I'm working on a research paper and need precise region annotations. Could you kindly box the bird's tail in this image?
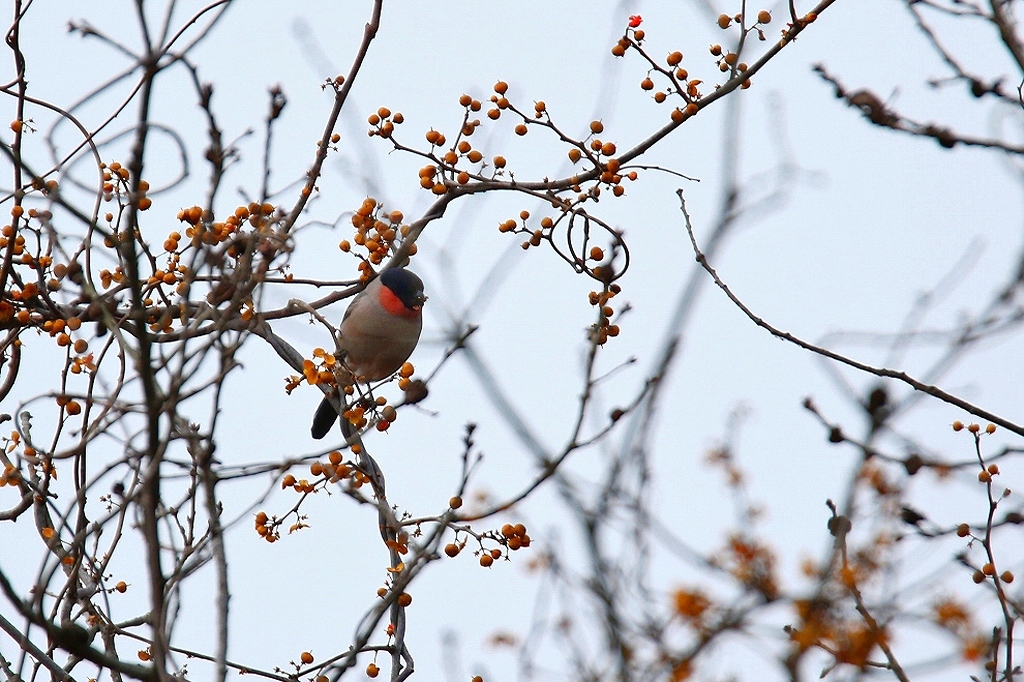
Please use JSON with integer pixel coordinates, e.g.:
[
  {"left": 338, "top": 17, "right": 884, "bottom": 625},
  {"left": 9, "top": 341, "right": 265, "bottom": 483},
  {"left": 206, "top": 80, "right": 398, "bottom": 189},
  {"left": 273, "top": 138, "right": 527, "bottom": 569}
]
[
  {"left": 311, "top": 390, "right": 358, "bottom": 440},
  {"left": 311, "top": 393, "right": 340, "bottom": 440}
]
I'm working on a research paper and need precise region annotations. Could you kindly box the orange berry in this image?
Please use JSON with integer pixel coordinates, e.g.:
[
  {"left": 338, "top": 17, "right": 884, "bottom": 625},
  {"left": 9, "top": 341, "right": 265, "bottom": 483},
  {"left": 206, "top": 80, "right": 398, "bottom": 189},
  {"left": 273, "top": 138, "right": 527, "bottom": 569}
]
[
  {"left": 445, "top": 543, "right": 460, "bottom": 557},
  {"left": 956, "top": 523, "right": 970, "bottom": 537},
  {"left": 1001, "top": 571, "right": 1014, "bottom": 583},
  {"left": 758, "top": 9, "right": 771, "bottom": 23},
  {"left": 590, "top": 120, "right": 604, "bottom": 134},
  {"left": 640, "top": 78, "right": 654, "bottom": 91},
  {"left": 493, "top": 81, "right": 508, "bottom": 95},
  {"left": 667, "top": 51, "right": 683, "bottom": 66},
  {"left": 115, "top": 581, "right": 128, "bottom": 593},
  {"left": 968, "top": 423, "right": 980, "bottom": 433},
  {"left": 684, "top": 102, "right": 699, "bottom": 116},
  {"left": 493, "top": 156, "right": 506, "bottom": 168},
  {"left": 397, "top": 593, "right": 412, "bottom": 607},
  {"left": 717, "top": 14, "right": 731, "bottom": 28},
  {"left": 300, "top": 651, "right": 314, "bottom": 664},
  {"left": 66, "top": 400, "right": 81, "bottom": 416},
  {"left": 515, "top": 124, "right": 527, "bottom": 136},
  {"left": 978, "top": 470, "right": 991, "bottom": 483},
  {"left": 366, "top": 663, "right": 379, "bottom": 678},
  {"left": 952, "top": 420, "right": 964, "bottom": 431},
  {"left": 479, "top": 554, "right": 494, "bottom": 567},
  {"left": 449, "top": 496, "right": 463, "bottom": 509},
  {"left": 985, "top": 423, "right": 996, "bottom": 434}
]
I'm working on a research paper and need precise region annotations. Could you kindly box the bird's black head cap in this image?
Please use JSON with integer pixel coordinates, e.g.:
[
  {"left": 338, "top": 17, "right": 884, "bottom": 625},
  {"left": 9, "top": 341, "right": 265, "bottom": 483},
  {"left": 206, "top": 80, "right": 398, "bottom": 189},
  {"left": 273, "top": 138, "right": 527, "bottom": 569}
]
[{"left": 380, "top": 267, "right": 426, "bottom": 309}]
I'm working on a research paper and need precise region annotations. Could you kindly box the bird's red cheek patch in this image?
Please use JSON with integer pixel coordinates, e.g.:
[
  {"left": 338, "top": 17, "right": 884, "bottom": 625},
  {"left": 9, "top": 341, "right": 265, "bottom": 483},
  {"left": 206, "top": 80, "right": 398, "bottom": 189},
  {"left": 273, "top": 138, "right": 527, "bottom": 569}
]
[{"left": 379, "top": 285, "right": 420, "bottom": 318}]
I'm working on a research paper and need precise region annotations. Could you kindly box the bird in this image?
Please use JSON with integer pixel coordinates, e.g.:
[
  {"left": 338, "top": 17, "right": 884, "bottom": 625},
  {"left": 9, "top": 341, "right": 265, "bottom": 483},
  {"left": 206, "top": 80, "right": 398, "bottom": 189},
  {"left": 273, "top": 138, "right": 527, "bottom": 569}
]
[{"left": 310, "top": 267, "right": 426, "bottom": 440}]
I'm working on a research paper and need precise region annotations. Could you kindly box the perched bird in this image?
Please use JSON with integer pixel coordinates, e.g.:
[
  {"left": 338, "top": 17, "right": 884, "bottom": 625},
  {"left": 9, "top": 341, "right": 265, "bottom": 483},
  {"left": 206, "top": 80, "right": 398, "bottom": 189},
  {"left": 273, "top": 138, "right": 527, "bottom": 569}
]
[{"left": 310, "top": 267, "right": 426, "bottom": 440}]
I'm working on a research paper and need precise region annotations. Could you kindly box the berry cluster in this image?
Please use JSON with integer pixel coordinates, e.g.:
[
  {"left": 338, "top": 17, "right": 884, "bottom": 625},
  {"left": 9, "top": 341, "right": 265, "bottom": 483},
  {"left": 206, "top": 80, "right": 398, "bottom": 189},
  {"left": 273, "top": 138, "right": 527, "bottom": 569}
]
[{"left": 339, "top": 198, "right": 417, "bottom": 273}]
